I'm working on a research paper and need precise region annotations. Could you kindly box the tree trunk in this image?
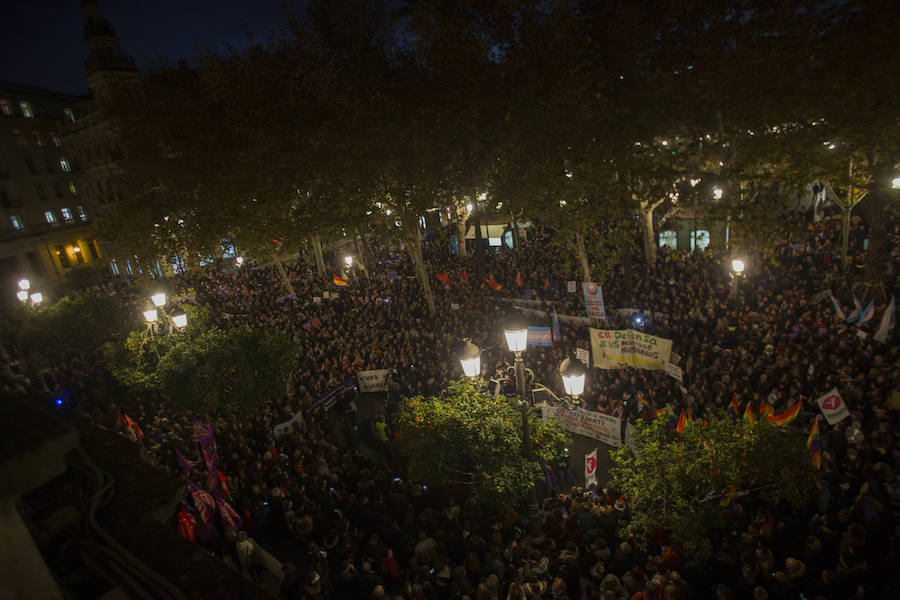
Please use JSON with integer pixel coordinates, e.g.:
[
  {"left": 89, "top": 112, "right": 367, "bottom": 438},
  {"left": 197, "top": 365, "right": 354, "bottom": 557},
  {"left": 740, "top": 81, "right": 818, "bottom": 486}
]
[
  {"left": 574, "top": 232, "right": 592, "bottom": 282},
  {"left": 273, "top": 256, "right": 294, "bottom": 295},
  {"left": 406, "top": 229, "right": 436, "bottom": 314},
  {"left": 640, "top": 206, "right": 657, "bottom": 267},
  {"left": 455, "top": 205, "right": 468, "bottom": 258},
  {"left": 311, "top": 234, "right": 326, "bottom": 280},
  {"left": 840, "top": 203, "right": 851, "bottom": 274},
  {"left": 509, "top": 210, "right": 520, "bottom": 252}
]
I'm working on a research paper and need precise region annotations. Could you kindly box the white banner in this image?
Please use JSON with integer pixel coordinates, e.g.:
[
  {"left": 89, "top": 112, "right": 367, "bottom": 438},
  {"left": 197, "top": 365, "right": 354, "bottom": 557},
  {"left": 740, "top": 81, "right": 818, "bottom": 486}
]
[
  {"left": 665, "top": 363, "right": 683, "bottom": 381},
  {"left": 544, "top": 405, "right": 622, "bottom": 447},
  {"left": 589, "top": 328, "right": 673, "bottom": 371},
  {"left": 816, "top": 388, "right": 850, "bottom": 424},
  {"left": 313, "top": 296, "right": 322, "bottom": 304},
  {"left": 451, "top": 303, "right": 460, "bottom": 310},
  {"left": 576, "top": 347, "right": 590, "bottom": 366},
  {"left": 585, "top": 449, "right": 598, "bottom": 487},
  {"left": 357, "top": 369, "right": 392, "bottom": 393},
  {"left": 567, "top": 280, "right": 577, "bottom": 293}
]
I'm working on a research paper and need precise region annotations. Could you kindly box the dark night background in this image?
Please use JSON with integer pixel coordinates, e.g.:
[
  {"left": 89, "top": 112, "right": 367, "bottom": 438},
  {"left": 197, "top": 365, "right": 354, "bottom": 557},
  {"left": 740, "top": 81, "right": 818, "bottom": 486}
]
[{"left": 0, "top": 0, "right": 307, "bottom": 95}]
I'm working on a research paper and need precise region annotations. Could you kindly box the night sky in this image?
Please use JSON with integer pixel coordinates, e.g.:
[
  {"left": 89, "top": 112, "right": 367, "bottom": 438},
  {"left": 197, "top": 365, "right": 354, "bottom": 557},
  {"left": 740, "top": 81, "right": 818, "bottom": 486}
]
[{"left": 0, "top": 0, "right": 307, "bottom": 96}]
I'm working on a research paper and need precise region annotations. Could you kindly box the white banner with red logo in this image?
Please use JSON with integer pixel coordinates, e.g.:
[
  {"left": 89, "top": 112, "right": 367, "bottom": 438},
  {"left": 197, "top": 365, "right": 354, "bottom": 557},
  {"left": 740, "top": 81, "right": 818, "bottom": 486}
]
[
  {"left": 543, "top": 405, "right": 622, "bottom": 447},
  {"left": 585, "top": 449, "right": 598, "bottom": 487},
  {"left": 816, "top": 388, "right": 850, "bottom": 424}
]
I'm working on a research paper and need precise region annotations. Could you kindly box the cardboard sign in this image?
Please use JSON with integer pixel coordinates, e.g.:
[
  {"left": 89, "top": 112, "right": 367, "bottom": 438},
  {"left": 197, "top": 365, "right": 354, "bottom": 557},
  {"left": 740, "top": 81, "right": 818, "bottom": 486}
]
[{"left": 815, "top": 388, "right": 850, "bottom": 424}]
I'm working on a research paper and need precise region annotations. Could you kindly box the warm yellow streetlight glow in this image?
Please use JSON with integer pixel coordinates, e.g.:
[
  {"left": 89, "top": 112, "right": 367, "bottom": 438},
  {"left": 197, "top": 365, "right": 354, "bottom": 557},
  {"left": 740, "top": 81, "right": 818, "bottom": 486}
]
[
  {"left": 143, "top": 308, "right": 158, "bottom": 323},
  {"left": 72, "top": 246, "right": 81, "bottom": 253},
  {"left": 18, "top": 278, "right": 30, "bottom": 291},
  {"left": 713, "top": 188, "right": 724, "bottom": 200},
  {"left": 466, "top": 203, "right": 473, "bottom": 212},
  {"left": 892, "top": 176, "right": 900, "bottom": 189},
  {"left": 344, "top": 256, "right": 353, "bottom": 266},
  {"left": 732, "top": 259, "right": 745, "bottom": 273},
  {"left": 150, "top": 292, "right": 166, "bottom": 307}
]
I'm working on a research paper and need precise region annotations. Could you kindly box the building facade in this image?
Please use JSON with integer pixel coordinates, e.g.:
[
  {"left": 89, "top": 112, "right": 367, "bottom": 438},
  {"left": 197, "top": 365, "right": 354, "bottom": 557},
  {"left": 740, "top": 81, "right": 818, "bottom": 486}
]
[{"left": 0, "top": 83, "right": 104, "bottom": 296}]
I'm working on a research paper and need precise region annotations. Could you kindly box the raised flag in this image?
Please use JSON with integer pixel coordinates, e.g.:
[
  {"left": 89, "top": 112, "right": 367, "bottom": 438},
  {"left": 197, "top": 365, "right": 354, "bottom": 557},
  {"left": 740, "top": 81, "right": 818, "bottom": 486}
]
[
  {"left": 214, "top": 491, "right": 243, "bottom": 531},
  {"left": 116, "top": 412, "right": 127, "bottom": 428},
  {"left": 485, "top": 273, "right": 502, "bottom": 291},
  {"left": 638, "top": 394, "right": 653, "bottom": 415},
  {"left": 675, "top": 409, "right": 687, "bottom": 433},
  {"left": 526, "top": 326, "right": 552, "bottom": 346},
  {"left": 582, "top": 282, "right": 607, "bottom": 320},
  {"left": 544, "top": 277, "right": 550, "bottom": 290},
  {"left": 727, "top": 394, "right": 740, "bottom": 421},
  {"left": 515, "top": 270, "right": 524, "bottom": 287},
  {"left": 874, "top": 295, "right": 895, "bottom": 342},
  {"left": 585, "top": 449, "right": 598, "bottom": 487},
  {"left": 808, "top": 417, "right": 822, "bottom": 469},
  {"left": 124, "top": 414, "right": 144, "bottom": 440},
  {"left": 460, "top": 270, "right": 469, "bottom": 284},
  {"left": 551, "top": 306, "right": 562, "bottom": 342},
  {"left": 742, "top": 403, "right": 757, "bottom": 425},
  {"left": 177, "top": 508, "right": 197, "bottom": 541},
  {"left": 857, "top": 299, "right": 875, "bottom": 325},
  {"left": 845, "top": 294, "right": 863, "bottom": 323},
  {"left": 435, "top": 272, "right": 451, "bottom": 284},
  {"left": 333, "top": 274, "right": 349, "bottom": 287},
  {"left": 827, "top": 289, "right": 845, "bottom": 320},
  {"left": 187, "top": 479, "right": 215, "bottom": 523},
  {"left": 175, "top": 447, "right": 201, "bottom": 471},
  {"left": 767, "top": 400, "right": 801, "bottom": 426},
  {"left": 759, "top": 403, "right": 775, "bottom": 418},
  {"left": 815, "top": 388, "right": 849, "bottom": 424}
]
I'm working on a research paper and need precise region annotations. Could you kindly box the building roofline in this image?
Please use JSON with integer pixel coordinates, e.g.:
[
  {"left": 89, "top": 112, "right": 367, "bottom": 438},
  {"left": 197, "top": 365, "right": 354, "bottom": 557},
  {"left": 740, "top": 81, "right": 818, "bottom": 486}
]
[{"left": 0, "top": 81, "right": 91, "bottom": 102}]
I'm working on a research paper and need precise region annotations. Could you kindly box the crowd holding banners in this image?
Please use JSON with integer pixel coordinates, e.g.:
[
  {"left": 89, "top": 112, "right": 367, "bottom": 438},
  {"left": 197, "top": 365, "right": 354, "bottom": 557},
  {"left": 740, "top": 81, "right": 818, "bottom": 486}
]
[{"left": 1, "top": 203, "right": 898, "bottom": 599}]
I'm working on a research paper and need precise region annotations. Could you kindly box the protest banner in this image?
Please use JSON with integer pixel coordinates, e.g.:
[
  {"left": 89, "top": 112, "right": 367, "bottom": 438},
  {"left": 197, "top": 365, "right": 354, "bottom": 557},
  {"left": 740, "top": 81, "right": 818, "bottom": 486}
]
[
  {"left": 665, "top": 363, "right": 683, "bottom": 381},
  {"left": 816, "top": 388, "right": 850, "bottom": 424},
  {"left": 585, "top": 449, "right": 598, "bottom": 487},
  {"left": 543, "top": 405, "right": 622, "bottom": 447},
  {"left": 357, "top": 369, "right": 392, "bottom": 393},
  {"left": 582, "top": 282, "right": 607, "bottom": 320},
  {"left": 567, "top": 280, "right": 577, "bottom": 293},
  {"left": 575, "top": 347, "right": 590, "bottom": 366},
  {"left": 589, "top": 328, "right": 672, "bottom": 370}
]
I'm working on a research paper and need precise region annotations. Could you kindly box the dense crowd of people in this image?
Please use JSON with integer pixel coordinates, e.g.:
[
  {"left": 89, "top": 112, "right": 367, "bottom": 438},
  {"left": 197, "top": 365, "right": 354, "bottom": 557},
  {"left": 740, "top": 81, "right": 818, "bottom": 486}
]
[{"left": 2, "top": 203, "right": 898, "bottom": 600}]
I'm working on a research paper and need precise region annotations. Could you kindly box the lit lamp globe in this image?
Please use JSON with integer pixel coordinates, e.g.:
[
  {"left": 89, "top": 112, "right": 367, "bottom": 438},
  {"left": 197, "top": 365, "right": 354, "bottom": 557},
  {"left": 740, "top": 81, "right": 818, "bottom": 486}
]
[
  {"left": 892, "top": 176, "right": 900, "bottom": 189},
  {"left": 171, "top": 310, "right": 188, "bottom": 329},
  {"left": 503, "top": 313, "right": 529, "bottom": 353},
  {"left": 150, "top": 292, "right": 167, "bottom": 307},
  {"left": 458, "top": 340, "right": 481, "bottom": 378},
  {"left": 143, "top": 308, "right": 158, "bottom": 323},
  {"left": 16, "top": 290, "right": 29, "bottom": 302},
  {"left": 18, "top": 278, "right": 30, "bottom": 291},
  {"left": 30, "top": 292, "right": 43, "bottom": 304},
  {"left": 731, "top": 259, "right": 745, "bottom": 274},
  {"left": 344, "top": 256, "right": 353, "bottom": 266},
  {"left": 559, "top": 356, "right": 587, "bottom": 397}
]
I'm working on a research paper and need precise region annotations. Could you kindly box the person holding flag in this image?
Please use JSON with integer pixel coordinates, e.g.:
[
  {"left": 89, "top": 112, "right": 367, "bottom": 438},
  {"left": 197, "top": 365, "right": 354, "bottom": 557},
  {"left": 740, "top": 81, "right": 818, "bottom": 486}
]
[
  {"left": 808, "top": 417, "right": 822, "bottom": 469},
  {"left": 874, "top": 295, "right": 895, "bottom": 342},
  {"left": 551, "top": 306, "right": 562, "bottom": 342}
]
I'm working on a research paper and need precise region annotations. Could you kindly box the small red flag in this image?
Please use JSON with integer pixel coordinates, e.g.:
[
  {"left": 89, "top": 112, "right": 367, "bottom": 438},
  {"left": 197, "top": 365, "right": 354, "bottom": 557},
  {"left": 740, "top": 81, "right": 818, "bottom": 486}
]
[
  {"left": 436, "top": 272, "right": 451, "bottom": 284},
  {"left": 544, "top": 277, "right": 550, "bottom": 290},
  {"left": 515, "top": 271, "right": 524, "bottom": 287},
  {"left": 484, "top": 274, "right": 502, "bottom": 291},
  {"left": 460, "top": 270, "right": 469, "bottom": 284}
]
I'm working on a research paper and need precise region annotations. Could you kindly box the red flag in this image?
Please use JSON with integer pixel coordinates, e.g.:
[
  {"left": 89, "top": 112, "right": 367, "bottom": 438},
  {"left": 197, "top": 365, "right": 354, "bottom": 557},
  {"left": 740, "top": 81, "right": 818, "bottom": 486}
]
[
  {"left": 515, "top": 270, "right": 524, "bottom": 287},
  {"left": 460, "top": 270, "right": 469, "bottom": 284},
  {"left": 544, "top": 277, "right": 550, "bottom": 290},
  {"left": 124, "top": 414, "right": 144, "bottom": 439},
  {"left": 484, "top": 274, "right": 502, "bottom": 291},
  {"left": 435, "top": 272, "right": 451, "bottom": 284},
  {"left": 217, "top": 471, "right": 231, "bottom": 495},
  {"left": 675, "top": 410, "right": 687, "bottom": 433},
  {"left": 178, "top": 508, "right": 197, "bottom": 541},
  {"left": 116, "top": 412, "right": 127, "bottom": 427}
]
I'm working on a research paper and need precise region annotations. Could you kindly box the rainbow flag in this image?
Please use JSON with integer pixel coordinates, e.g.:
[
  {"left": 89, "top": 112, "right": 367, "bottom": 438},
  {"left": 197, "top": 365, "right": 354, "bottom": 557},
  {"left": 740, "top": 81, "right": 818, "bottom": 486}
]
[
  {"left": 638, "top": 394, "right": 653, "bottom": 415},
  {"left": 727, "top": 394, "right": 740, "bottom": 421},
  {"left": 767, "top": 400, "right": 801, "bottom": 426},
  {"left": 721, "top": 484, "right": 737, "bottom": 508},
  {"left": 333, "top": 274, "right": 349, "bottom": 287},
  {"left": 759, "top": 403, "right": 774, "bottom": 418},
  {"left": 742, "top": 403, "right": 757, "bottom": 425},
  {"left": 675, "top": 409, "right": 687, "bottom": 433},
  {"left": 807, "top": 417, "right": 822, "bottom": 469}
]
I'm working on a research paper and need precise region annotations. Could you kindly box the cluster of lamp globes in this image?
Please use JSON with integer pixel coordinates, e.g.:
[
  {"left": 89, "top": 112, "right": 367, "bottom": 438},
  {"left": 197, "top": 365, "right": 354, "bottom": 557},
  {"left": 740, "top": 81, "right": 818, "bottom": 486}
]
[
  {"left": 16, "top": 278, "right": 42, "bottom": 305},
  {"left": 142, "top": 292, "right": 188, "bottom": 329},
  {"left": 457, "top": 317, "right": 588, "bottom": 399}
]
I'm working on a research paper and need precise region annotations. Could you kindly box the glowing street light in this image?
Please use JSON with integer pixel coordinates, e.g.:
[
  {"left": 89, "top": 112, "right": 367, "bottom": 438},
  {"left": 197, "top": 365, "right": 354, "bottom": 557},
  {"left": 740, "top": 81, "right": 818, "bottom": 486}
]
[
  {"left": 235, "top": 256, "right": 244, "bottom": 265},
  {"left": 892, "top": 176, "right": 900, "bottom": 189},
  {"left": 150, "top": 292, "right": 167, "bottom": 308},
  {"left": 30, "top": 292, "right": 43, "bottom": 304},
  {"left": 16, "top": 290, "right": 28, "bottom": 302},
  {"left": 458, "top": 340, "right": 482, "bottom": 378},
  {"left": 503, "top": 313, "right": 529, "bottom": 354},
  {"left": 713, "top": 188, "right": 724, "bottom": 200},
  {"left": 171, "top": 310, "right": 188, "bottom": 329},
  {"left": 731, "top": 259, "right": 745, "bottom": 274},
  {"left": 344, "top": 256, "right": 353, "bottom": 266},
  {"left": 18, "top": 278, "right": 30, "bottom": 291},
  {"left": 559, "top": 356, "right": 587, "bottom": 397},
  {"left": 143, "top": 308, "right": 158, "bottom": 323}
]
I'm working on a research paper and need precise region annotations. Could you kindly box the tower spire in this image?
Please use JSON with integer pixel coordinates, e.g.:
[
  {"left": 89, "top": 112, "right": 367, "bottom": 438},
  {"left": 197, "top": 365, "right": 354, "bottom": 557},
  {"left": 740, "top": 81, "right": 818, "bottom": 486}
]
[{"left": 81, "top": 0, "right": 137, "bottom": 77}]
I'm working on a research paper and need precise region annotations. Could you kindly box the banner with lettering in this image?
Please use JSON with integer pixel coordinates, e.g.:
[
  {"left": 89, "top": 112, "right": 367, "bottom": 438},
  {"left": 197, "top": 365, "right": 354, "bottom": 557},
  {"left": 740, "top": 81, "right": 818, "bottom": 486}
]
[
  {"left": 544, "top": 405, "right": 622, "bottom": 447},
  {"left": 589, "top": 328, "right": 673, "bottom": 370},
  {"left": 582, "top": 282, "right": 607, "bottom": 320},
  {"left": 357, "top": 369, "right": 392, "bottom": 393}
]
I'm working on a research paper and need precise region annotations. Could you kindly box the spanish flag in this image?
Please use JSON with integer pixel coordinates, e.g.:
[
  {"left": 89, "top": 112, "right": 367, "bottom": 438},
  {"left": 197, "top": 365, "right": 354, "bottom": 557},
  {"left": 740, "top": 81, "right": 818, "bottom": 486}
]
[
  {"left": 742, "top": 403, "right": 757, "bottom": 425},
  {"left": 807, "top": 417, "right": 822, "bottom": 469},
  {"left": 435, "top": 272, "right": 451, "bottom": 284},
  {"left": 484, "top": 273, "right": 502, "bottom": 291},
  {"left": 767, "top": 400, "right": 801, "bottom": 426},
  {"left": 515, "top": 270, "right": 524, "bottom": 287},
  {"left": 333, "top": 274, "right": 349, "bottom": 287},
  {"left": 675, "top": 409, "right": 687, "bottom": 433}
]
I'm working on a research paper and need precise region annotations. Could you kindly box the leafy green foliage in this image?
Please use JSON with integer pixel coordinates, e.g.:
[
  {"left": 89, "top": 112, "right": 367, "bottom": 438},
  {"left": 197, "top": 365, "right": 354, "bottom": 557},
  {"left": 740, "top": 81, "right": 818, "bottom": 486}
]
[
  {"left": 610, "top": 413, "right": 814, "bottom": 552},
  {"left": 103, "top": 328, "right": 175, "bottom": 390},
  {"left": 399, "top": 378, "right": 570, "bottom": 510},
  {"left": 155, "top": 328, "right": 293, "bottom": 415}
]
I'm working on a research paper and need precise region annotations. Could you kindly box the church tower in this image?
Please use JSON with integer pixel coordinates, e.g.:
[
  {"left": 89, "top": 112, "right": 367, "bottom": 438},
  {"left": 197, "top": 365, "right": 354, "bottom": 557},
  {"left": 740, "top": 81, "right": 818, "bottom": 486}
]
[{"left": 81, "top": 0, "right": 141, "bottom": 109}]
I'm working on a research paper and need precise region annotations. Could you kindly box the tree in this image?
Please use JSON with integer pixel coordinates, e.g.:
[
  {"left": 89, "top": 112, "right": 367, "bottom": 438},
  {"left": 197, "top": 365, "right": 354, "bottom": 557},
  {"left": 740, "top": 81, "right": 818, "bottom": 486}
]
[
  {"left": 609, "top": 413, "right": 814, "bottom": 552},
  {"left": 399, "top": 378, "right": 570, "bottom": 510}
]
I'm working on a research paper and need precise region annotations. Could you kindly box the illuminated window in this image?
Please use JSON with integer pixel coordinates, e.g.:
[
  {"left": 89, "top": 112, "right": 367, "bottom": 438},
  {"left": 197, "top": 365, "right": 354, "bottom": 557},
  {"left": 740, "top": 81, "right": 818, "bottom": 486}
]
[
  {"left": 59, "top": 157, "right": 71, "bottom": 172},
  {"left": 50, "top": 131, "right": 62, "bottom": 147},
  {"left": 77, "top": 205, "right": 87, "bottom": 220},
  {"left": 110, "top": 259, "right": 120, "bottom": 276},
  {"left": 658, "top": 230, "right": 677, "bottom": 249},
  {"left": 68, "top": 181, "right": 78, "bottom": 196},
  {"left": 0, "top": 98, "right": 12, "bottom": 115},
  {"left": 19, "top": 101, "right": 34, "bottom": 118},
  {"left": 61, "top": 207, "right": 73, "bottom": 222},
  {"left": 44, "top": 210, "right": 58, "bottom": 224},
  {"left": 10, "top": 215, "right": 23, "bottom": 230},
  {"left": 691, "top": 230, "right": 710, "bottom": 251},
  {"left": 32, "top": 131, "right": 43, "bottom": 146},
  {"left": 12, "top": 129, "right": 27, "bottom": 145},
  {"left": 63, "top": 108, "right": 75, "bottom": 122}
]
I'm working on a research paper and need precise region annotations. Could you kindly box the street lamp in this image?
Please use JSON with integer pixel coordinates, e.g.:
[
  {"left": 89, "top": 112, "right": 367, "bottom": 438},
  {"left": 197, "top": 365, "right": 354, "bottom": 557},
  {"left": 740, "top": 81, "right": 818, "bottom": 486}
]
[
  {"left": 713, "top": 187, "right": 724, "bottom": 200},
  {"left": 171, "top": 309, "right": 188, "bottom": 329},
  {"left": 150, "top": 292, "right": 167, "bottom": 308},
  {"left": 731, "top": 259, "right": 745, "bottom": 274},
  {"left": 730, "top": 258, "right": 745, "bottom": 300},
  {"left": 143, "top": 308, "right": 158, "bottom": 324},
  {"left": 344, "top": 256, "right": 353, "bottom": 266},
  {"left": 458, "top": 340, "right": 482, "bottom": 378},
  {"left": 30, "top": 292, "right": 43, "bottom": 304},
  {"left": 18, "top": 278, "right": 30, "bottom": 291},
  {"left": 892, "top": 176, "right": 900, "bottom": 189},
  {"left": 235, "top": 256, "right": 244, "bottom": 266},
  {"left": 559, "top": 356, "right": 587, "bottom": 397},
  {"left": 16, "top": 290, "right": 28, "bottom": 302}
]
